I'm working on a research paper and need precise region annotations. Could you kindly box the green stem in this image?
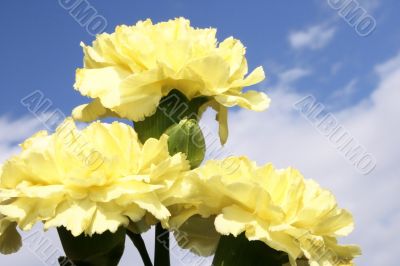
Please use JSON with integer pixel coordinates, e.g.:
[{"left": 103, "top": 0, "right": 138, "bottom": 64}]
[
  {"left": 133, "top": 90, "right": 207, "bottom": 266},
  {"left": 154, "top": 223, "right": 170, "bottom": 266},
  {"left": 126, "top": 231, "right": 153, "bottom": 266}
]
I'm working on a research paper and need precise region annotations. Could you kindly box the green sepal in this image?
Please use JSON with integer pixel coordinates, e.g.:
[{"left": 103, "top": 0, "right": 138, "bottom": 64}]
[
  {"left": 212, "top": 233, "right": 289, "bottom": 266},
  {"left": 134, "top": 89, "right": 208, "bottom": 143},
  {"left": 57, "top": 227, "right": 126, "bottom": 266}
]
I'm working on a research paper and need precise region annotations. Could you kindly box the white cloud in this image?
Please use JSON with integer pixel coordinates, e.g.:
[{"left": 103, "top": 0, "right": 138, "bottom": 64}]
[
  {"left": 1, "top": 51, "right": 399, "bottom": 265},
  {"left": 289, "top": 24, "right": 336, "bottom": 50}
]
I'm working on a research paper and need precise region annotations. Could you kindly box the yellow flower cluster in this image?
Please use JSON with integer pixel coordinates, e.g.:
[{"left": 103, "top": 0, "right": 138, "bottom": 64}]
[
  {"left": 0, "top": 119, "right": 189, "bottom": 254},
  {"left": 0, "top": 121, "right": 359, "bottom": 265},
  {"left": 0, "top": 17, "right": 360, "bottom": 266},
  {"left": 72, "top": 17, "right": 269, "bottom": 144},
  {"left": 168, "top": 157, "right": 360, "bottom": 265}
]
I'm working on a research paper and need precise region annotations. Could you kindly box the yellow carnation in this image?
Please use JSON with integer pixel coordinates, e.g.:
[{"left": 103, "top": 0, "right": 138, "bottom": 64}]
[
  {"left": 0, "top": 119, "right": 189, "bottom": 254},
  {"left": 169, "top": 157, "right": 360, "bottom": 265},
  {"left": 72, "top": 17, "right": 270, "bottom": 144}
]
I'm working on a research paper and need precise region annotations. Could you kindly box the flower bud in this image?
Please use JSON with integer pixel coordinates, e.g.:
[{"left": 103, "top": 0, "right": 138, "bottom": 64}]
[{"left": 165, "top": 119, "right": 205, "bottom": 169}]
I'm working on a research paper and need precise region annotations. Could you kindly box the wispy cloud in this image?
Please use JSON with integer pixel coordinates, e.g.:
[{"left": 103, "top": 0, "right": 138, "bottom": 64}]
[
  {"left": 288, "top": 24, "right": 336, "bottom": 50},
  {"left": 0, "top": 115, "right": 47, "bottom": 162},
  {"left": 330, "top": 62, "right": 343, "bottom": 75},
  {"left": 357, "top": 0, "right": 380, "bottom": 11},
  {"left": 330, "top": 78, "right": 358, "bottom": 99},
  {"left": 277, "top": 67, "right": 312, "bottom": 86}
]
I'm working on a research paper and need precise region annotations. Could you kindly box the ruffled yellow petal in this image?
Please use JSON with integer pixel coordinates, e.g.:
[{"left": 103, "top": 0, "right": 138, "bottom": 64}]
[
  {"left": 74, "top": 66, "right": 130, "bottom": 107},
  {"left": 132, "top": 194, "right": 170, "bottom": 221},
  {"left": 112, "top": 71, "right": 164, "bottom": 121},
  {"left": 199, "top": 100, "right": 229, "bottom": 145},
  {"left": 88, "top": 203, "right": 129, "bottom": 235},
  {"left": 44, "top": 200, "right": 97, "bottom": 236},
  {"left": 230, "top": 66, "right": 266, "bottom": 88},
  {"left": 185, "top": 56, "right": 231, "bottom": 95},
  {"left": 72, "top": 99, "right": 120, "bottom": 122},
  {"left": 216, "top": 105, "right": 229, "bottom": 145},
  {"left": 215, "top": 89, "right": 271, "bottom": 111},
  {"left": 214, "top": 206, "right": 249, "bottom": 237}
]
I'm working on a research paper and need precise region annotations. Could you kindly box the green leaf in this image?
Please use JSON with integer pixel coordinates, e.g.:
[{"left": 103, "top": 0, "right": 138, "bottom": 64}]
[
  {"left": 57, "top": 227, "right": 126, "bottom": 266},
  {"left": 212, "top": 233, "right": 289, "bottom": 266}
]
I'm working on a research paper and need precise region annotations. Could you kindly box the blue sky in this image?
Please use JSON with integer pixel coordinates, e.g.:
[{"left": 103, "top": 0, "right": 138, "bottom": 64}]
[
  {"left": 0, "top": 0, "right": 399, "bottom": 116},
  {"left": 1, "top": 1, "right": 399, "bottom": 265}
]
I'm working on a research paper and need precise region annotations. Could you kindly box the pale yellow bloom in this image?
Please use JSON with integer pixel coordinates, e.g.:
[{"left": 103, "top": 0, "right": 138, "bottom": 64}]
[
  {"left": 169, "top": 157, "right": 360, "bottom": 265},
  {"left": 0, "top": 119, "right": 189, "bottom": 254},
  {"left": 72, "top": 17, "right": 270, "bottom": 144}
]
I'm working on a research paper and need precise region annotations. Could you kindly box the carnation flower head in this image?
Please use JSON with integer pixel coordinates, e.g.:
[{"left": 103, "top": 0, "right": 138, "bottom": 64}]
[
  {"left": 0, "top": 119, "right": 189, "bottom": 254},
  {"left": 72, "top": 17, "right": 270, "bottom": 144},
  {"left": 169, "top": 157, "right": 360, "bottom": 265}
]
